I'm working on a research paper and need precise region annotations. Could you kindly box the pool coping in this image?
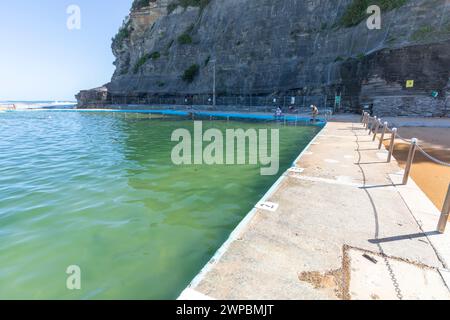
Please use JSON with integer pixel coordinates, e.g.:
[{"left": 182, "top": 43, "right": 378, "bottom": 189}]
[{"left": 177, "top": 123, "right": 325, "bottom": 299}]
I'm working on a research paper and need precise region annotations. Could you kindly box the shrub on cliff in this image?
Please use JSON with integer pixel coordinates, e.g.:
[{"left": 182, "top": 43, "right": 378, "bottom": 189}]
[
  {"left": 133, "top": 52, "right": 161, "bottom": 73},
  {"left": 182, "top": 64, "right": 200, "bottom": 83},
  {"left": 150, "top": 51, "right": 161, "bottom": 60},
  {"left": 340, "top": 0, "right": 408, "bottom": 27},
  {"left": 112, "top": 20, "right": 132, "bottom": 49},
  {"left": 133, "top": 54, "right": 150, "bottom": 73},
  {"left": 178, "top": 33, "right": 193, "bottom": 45}
]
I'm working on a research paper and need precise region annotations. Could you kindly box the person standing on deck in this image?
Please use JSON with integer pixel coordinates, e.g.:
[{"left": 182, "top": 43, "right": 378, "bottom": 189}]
[
  {"left": 310, "top": 105, "right": 319, "bottom": 122},
  {"left": 275, "top": 107, "right": 283, "bottom": 120}
]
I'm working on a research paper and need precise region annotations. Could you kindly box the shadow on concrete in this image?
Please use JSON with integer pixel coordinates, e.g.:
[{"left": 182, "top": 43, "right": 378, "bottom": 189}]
[
  {"left": 338, "top": 128, "right": 365, "bottom": 131},
  {"left": 357, "top": 161, "right": 389, "bottom": 165},
  {"left": 352, "top": 123, "right": 405, "bottom": 300},
  {"left": 368, "top": 231, "right": 440, "bottom": 244},
  {"left": 359, "top": 184, "right": 401, "bottom": 190}
]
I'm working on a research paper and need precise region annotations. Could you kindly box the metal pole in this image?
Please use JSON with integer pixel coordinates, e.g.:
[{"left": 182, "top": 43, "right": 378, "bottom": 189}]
[
  {"left": 372, "top": 119, "right": 381, "bottom": 141},
  {"left": 213, "top": 60, "right": 216, "bottom": 109},
  {"left": 437, "top": 184, "right": 450, "bottom": 233},
  {"left": 378, "top": 122, "right": 388, "bottom": 150},
  {"left": 369, "top": 116, "right": 377, "bottom": 135},
  {"left": 403, "top": 138, "right": 418, "bottom": 185},
  {"left": 387, "top": 128, "right": 397, "bottom": 163}
]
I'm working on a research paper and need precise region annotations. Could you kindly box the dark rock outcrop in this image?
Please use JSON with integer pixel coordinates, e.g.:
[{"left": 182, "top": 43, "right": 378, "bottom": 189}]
[
  {"left": 77, "top": 0, "right": 450, "bottom": 116},
  {"left": 75, "top": 86, "right": 108, "bottom": 108}
]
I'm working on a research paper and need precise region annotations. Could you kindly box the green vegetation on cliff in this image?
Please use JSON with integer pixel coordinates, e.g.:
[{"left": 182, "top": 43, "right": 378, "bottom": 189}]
[
  {"left": 182, "top": 64, "right": 200, "bottom": 83},
  {"left": 112, "top": 20, "right": 132, "bottom": 49},
  {"left": 341, "top": 0, "right": 408, "bottom": 27},
  {"left": 178, "top": 33, "right": 193, "bottom": 44},
  {"left": 133, "top": 52, "right": 160, "bottom": 73}
]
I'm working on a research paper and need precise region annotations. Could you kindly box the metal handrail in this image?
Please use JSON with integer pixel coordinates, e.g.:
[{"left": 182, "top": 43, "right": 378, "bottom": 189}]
[
  {"left": 361, "top": 112, "right": 450, "bottom": 167},
  {"left": 416, "top": 145, "right": 450, "bottom": 168},
  {"left": 361, "top": 111, "right": 450, "bottom": 233}
]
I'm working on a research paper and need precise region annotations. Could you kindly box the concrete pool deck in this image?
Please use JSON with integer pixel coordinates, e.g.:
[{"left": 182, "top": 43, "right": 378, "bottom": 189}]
[{"left": 180, "top": 116, "right": 450, "bottom": 300}]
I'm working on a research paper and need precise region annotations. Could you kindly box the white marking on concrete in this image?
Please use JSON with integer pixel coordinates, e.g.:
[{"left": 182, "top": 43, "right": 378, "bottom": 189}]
[
  {"left": 256, "top": 201, "right": 279, "bottom": 212},
  {"left": 288, "top": 167, "right": 305, "bottom": 174},
  {"left": 324, "top": 159, "right": 340, "bottom": 164},
  {"left": 291, "top": 174, "right": 397, "bottom": 190},
  {"left": 178, "top": 288, "right": 215, "bottom": 300},
  {"left": 291, "top": 174, "right": 361, "bottom": 188},
  {"left": 303, "top": 152, "right": 313, "bottom": 156},
  {"left": 336, "top": 175, "right": 359, "bottom": 186}
]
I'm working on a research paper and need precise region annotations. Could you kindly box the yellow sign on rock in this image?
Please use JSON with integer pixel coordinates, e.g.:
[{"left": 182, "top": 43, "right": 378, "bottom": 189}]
[{"left": 406, "top": 80, "right": 414, "bottom": 88}]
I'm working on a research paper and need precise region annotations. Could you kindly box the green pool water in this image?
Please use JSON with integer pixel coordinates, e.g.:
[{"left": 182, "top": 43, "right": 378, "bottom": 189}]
[{"left": 0, "top": 111, "right": 320, "bottom": 299}]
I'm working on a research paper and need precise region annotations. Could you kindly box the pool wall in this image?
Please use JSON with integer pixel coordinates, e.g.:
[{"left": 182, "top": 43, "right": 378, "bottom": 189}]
[{"left": 15, "top": 108, "right": 326, "bottom": 126}]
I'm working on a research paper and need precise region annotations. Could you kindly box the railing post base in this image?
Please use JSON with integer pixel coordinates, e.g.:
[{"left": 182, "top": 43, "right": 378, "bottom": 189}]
[
  {"left": 403, "top": 138, "right": 418, "bottom": 185},
  {"left": 387, "top": 128, "right": 397, "bottom": 163},
  {"left": 369, "top": 116, "right": 377, "bottom": 135},
  {"left": 364, "top": 113, "right": 369, "bottom": 129},
  {"left": 438, "top": 184, "right": 450, "bottom": 234},
  {"left": 378, "top": 122, "right": 388, "bottom": 150},
  {"left": 373, "top": 119, "right": 381, "bottom": 141}
]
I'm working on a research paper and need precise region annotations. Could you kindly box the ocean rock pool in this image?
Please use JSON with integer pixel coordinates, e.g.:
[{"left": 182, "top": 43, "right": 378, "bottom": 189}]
[{"left": 0, "top": 111, "right": 321, "bottom": 299}]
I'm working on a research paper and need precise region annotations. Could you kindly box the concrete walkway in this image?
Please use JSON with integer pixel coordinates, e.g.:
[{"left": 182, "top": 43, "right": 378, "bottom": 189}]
[{"left": 180, "top": 118, "right": 450, "bottom": 300}]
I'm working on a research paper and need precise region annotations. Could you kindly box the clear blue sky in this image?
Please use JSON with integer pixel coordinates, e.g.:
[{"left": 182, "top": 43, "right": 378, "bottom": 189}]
[{"left": 0, "top": 0, "right": 133, "bottom": 101}]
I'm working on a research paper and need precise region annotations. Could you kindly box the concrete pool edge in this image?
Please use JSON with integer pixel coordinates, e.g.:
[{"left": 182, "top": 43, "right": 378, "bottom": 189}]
[{"left": 177, "top": 124, "right": 326, "bottom": 300}]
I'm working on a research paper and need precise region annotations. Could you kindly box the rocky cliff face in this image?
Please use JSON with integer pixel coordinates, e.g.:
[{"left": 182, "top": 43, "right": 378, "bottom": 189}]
[{"left": 77, "top": 0, "right": 450, "bottom": 116}]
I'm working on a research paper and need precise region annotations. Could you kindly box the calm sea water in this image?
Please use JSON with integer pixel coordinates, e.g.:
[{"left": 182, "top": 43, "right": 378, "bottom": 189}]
[{"left": 0, "top": 111, "right": 320, "bottom": 299}]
